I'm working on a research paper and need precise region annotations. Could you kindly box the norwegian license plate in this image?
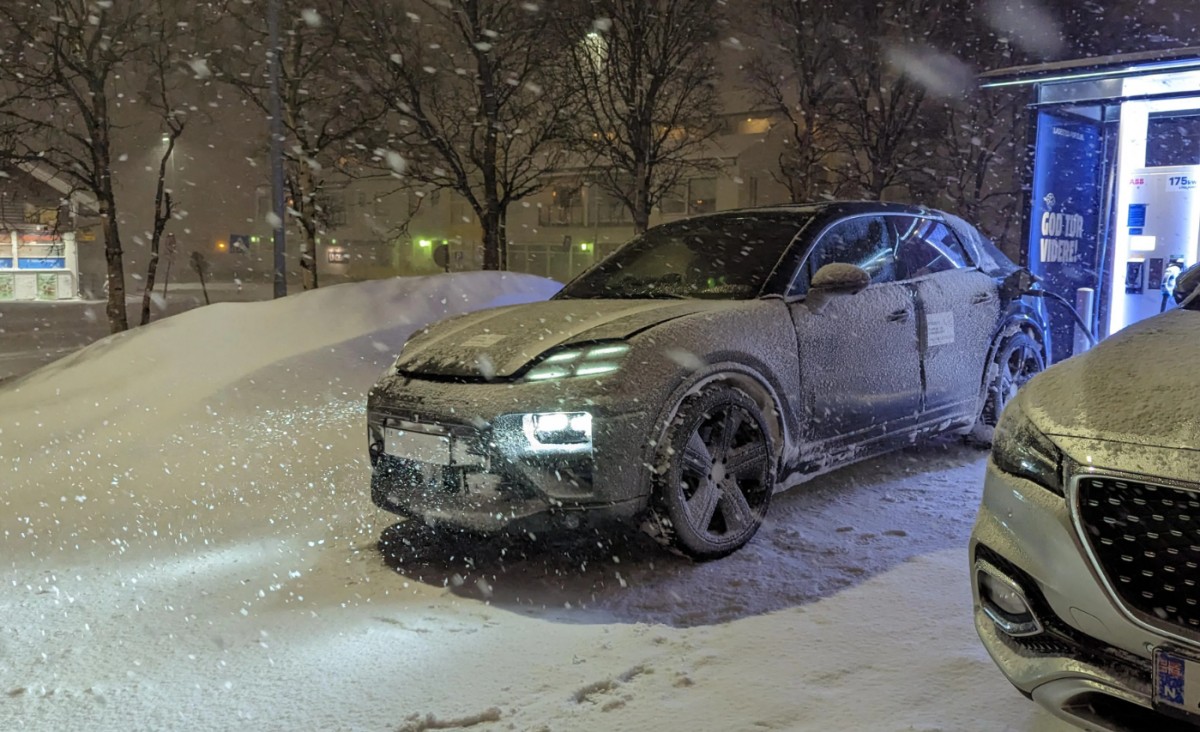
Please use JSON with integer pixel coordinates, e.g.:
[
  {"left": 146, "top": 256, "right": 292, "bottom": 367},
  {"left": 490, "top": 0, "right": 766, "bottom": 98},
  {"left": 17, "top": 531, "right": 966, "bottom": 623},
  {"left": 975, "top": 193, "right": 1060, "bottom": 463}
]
[
  {"left": 1154, "top": 647, "right": 1200, "bottom": 722},
  {"left": 384, "top": 427, "right": 450, "bottom": 466}
]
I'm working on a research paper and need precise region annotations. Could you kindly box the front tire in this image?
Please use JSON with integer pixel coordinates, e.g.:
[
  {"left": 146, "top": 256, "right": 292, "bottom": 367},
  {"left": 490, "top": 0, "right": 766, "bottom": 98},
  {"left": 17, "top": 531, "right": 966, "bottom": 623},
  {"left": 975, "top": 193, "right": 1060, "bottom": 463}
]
[
  {"left": 648, "top": 386, "right": 776, "bottom": 560},
  {"left": 972, "top": 332, "right": 1045, "bottom": 444}
]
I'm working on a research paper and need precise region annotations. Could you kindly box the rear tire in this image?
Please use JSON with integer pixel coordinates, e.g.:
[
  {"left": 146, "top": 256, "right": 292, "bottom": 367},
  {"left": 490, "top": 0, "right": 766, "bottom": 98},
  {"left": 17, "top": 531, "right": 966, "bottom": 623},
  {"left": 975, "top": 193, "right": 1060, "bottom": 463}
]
[
  {"left": 970, "top": 332, "right": 1045, "bottom": 445},
  {"left": 647, "top": 386, "right": 776, "bottom": 560}
]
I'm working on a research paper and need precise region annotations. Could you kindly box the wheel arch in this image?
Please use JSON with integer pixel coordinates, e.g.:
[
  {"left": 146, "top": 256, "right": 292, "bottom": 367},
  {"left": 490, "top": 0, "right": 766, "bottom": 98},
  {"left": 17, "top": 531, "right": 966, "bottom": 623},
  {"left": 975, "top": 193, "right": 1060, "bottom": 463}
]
[
  {"left": 975, "top": 316, "right": 1047, "bottom": 422},
  {"left": 649, "top": 361, "right": 792, "bottom": 474},
  {"left": 982, "top": 316, "right": 1046, "bottom": 390}
]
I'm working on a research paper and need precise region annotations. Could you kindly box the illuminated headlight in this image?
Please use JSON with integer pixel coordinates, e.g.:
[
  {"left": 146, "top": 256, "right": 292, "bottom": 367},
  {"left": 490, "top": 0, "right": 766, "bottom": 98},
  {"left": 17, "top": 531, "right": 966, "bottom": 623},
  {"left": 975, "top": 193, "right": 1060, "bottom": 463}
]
[
  {"left": 522, "top": 412, "right": 592, "bottom": 446},
  {"left": 991, "top": 398, "right": 1063, "bottom": 495},
  {"left": 524, "top": 343, "right": 630, "bottom": 381}
]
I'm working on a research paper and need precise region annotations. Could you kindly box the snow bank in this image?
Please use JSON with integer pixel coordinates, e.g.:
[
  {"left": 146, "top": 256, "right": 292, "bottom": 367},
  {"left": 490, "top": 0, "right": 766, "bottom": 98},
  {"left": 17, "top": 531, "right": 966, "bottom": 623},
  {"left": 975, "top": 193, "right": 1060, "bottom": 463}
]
[{"left": 0, "top": 272, "right": 561, "bottom": 564}]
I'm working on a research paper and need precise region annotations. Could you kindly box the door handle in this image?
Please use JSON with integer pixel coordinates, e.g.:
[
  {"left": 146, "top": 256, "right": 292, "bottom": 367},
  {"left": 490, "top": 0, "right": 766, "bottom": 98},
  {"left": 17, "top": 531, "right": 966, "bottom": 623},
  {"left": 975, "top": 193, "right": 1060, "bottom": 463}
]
[
  {"left": 887, "top": 309, "right": 911, "bottom": 322},
  {"left": 972, "top": 292, "right": 996, "bottom": 305}
]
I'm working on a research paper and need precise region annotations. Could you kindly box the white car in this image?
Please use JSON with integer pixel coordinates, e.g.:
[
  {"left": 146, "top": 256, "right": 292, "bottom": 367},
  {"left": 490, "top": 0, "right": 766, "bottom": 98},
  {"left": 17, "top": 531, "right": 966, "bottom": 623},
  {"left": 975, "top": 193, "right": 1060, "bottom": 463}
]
[{"left": 971, "top": 266, "right": 1200, "bottom": 730}]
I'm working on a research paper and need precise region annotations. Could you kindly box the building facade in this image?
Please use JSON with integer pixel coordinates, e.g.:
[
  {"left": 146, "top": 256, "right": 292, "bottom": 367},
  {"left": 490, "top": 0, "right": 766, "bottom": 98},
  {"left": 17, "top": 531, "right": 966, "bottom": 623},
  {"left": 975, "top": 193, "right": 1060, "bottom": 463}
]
[{"left": 0, "top": 165, "right": 92, "bottom": 301}]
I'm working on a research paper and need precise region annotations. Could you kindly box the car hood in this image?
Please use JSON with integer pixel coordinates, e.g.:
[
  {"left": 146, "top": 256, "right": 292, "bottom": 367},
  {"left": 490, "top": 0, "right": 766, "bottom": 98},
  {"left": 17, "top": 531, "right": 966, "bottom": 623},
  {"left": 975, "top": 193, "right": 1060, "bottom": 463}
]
[
  {"left": 1025, "top": 309, "right": 1200, "bottom": 451},
  {"left": 395, "top": 298, "right": 724, "bottom": 379}
]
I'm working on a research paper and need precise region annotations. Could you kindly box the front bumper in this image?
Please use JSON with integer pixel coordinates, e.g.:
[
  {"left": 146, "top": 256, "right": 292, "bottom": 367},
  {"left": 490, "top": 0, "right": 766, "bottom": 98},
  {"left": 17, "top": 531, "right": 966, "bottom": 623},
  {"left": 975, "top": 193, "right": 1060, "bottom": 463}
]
[
  {"left": 972, "top": 459, "right": 1200, "bottom": 731},
  {"left": 366, "top": 377, "right": 653, "bottom": 533}
]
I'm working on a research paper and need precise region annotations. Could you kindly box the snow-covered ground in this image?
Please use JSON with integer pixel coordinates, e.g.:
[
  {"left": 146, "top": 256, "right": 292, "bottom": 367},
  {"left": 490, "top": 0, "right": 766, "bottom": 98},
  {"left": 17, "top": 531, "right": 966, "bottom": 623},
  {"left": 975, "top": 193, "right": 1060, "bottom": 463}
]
[{"left": 0, "top": 273, "right": 1069, "bottom": 731}]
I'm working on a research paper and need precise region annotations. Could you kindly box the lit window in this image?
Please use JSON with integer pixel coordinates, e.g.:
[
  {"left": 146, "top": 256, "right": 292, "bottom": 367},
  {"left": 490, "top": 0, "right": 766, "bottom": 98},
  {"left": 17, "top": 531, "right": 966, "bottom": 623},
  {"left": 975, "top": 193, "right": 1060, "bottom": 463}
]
[
  {"left": 688, "top": 178, "right": 717, "bottom": 215},
  {"left": 739, "top": 117, "right": 771, "bottom": 135}
]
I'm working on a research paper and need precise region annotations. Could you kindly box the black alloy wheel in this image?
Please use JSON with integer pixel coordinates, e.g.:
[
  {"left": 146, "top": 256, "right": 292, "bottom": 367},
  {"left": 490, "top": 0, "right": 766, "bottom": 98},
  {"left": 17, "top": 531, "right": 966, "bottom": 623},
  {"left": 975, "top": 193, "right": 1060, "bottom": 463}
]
[{"left": 650, "top": 386, "right": 776, "bottom": 560}]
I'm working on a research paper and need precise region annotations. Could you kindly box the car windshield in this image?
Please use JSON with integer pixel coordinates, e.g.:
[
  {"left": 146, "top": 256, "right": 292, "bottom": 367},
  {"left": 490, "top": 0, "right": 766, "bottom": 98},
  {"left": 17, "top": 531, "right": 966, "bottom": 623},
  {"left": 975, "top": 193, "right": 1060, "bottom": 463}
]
[{"left": 558, "top": 214, "right": 807, "bottom": 300}]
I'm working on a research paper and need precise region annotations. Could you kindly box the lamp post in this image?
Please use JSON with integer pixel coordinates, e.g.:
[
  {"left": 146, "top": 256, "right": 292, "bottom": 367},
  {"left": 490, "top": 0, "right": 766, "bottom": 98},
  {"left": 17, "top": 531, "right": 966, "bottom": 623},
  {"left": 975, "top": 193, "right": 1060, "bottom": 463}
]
[{"left": 267, "top": 0, "right": 287, "bottom": 298}]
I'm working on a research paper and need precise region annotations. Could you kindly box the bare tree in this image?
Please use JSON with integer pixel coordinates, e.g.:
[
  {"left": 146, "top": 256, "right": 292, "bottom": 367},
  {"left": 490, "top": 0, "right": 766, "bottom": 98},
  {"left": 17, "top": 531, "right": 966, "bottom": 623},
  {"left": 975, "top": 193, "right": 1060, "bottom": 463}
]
[
  {"left": 554, "top": 0, "right": 722, "bottom": 234},
  {"left": 220, "top": 0, "right": 388, "bottom": 290},
  {"left": 346, "top": 0, "right": 572, "bottom": 270},
  {"left": 829, "top": 0, "right": 954, "bottom": 200},
  {"left": 0, "top": 0, "right": 161, "bottom": 333},
  {"left": 934, "top": 45, "right": 1025, "bottom": 255},
  {"left": 745, "top": 0, "right": 843, "bottom": 203},
  {"left": 139, "top": 11, "right": 191, "bottom": 327}
]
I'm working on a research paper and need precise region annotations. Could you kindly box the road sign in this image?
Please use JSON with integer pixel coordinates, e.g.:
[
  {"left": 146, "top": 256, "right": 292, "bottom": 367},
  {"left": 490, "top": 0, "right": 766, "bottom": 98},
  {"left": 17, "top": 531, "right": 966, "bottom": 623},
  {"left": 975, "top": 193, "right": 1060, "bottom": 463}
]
[
  {"left": 229, "top": 233, "right": 251, "bottom": 254},
  {"left": 433, "top": 243, "right": 450, "bottom": 271}
]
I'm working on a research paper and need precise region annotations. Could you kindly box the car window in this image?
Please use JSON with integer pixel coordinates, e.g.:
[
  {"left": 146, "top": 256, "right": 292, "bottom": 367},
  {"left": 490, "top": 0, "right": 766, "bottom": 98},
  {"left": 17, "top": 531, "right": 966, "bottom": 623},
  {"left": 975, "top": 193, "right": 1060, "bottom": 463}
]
[
  {"left": 559, "top": 213, "right": 807, "bottom": 300},
  {"left": 788, "top": 215, "right": 895, "bottom": 298},
  {"left": 890, "top": 217, "right": 971, "bottom": 280}
]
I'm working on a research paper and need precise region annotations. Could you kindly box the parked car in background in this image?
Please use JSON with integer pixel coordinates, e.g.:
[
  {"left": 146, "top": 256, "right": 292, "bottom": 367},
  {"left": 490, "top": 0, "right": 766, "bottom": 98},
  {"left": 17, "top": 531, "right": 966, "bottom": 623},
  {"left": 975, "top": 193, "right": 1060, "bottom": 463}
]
[
  {"left": 972, "top": 265, "right": 1200, "bottom": 730},
  {"left": 368, "top": 202, "right": 1050, "bottom": 559}
]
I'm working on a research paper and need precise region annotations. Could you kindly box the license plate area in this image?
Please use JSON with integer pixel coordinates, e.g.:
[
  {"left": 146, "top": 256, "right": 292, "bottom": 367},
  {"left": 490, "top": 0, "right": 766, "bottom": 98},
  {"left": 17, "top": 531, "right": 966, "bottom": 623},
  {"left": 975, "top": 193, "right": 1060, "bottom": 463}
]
[
  {"left": 384, "top": 426, "right": 451, "bottom": 465},
  {"left": 1154, "top": 646, "right": 1200, "bottom": 723},
  {"left": 383, "top": 423, "right": 486, "bottom": 468}
]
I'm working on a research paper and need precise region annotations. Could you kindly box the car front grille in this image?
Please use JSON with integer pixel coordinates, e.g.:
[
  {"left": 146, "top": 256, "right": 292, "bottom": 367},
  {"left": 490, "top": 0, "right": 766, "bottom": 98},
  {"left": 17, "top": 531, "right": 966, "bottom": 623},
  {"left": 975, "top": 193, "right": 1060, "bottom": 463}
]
[{"left": 1077, "top": 476, "right": 1200, "bottom": 638}]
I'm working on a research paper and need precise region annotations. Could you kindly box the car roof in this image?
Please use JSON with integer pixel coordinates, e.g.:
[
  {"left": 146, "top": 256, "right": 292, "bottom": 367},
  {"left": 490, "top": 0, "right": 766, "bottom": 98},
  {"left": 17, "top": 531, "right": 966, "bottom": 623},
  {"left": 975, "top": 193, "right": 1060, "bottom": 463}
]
[{"left": 684, "top": 200, "right": 944, "bottom": 222}]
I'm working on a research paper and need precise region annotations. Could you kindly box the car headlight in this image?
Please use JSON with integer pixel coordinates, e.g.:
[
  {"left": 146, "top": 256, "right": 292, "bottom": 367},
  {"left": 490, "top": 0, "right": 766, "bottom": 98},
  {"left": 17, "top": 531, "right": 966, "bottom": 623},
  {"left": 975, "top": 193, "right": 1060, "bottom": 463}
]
[
  {"left": 992, "top": 399, "right": 1063, "bottom": 495},
  {"left": 522, "top": 412, "right": 592, "bottom": 446},
  {"left": 524, "top": 342, "right": 630, "bottom": 381}
]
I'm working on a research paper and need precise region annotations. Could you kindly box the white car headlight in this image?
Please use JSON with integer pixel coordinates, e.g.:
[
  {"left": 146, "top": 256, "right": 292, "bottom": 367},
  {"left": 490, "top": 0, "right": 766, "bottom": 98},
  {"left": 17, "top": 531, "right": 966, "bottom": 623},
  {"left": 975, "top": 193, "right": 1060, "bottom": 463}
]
[
  {"left": 524, "top": 342, "right": 630, "bottom": 381},
  {"left": 522, "top": 412, "right": 592, "bottom": 447},
  {"left": 991, "top": 399, "right": 1063, "bottom": 496}
]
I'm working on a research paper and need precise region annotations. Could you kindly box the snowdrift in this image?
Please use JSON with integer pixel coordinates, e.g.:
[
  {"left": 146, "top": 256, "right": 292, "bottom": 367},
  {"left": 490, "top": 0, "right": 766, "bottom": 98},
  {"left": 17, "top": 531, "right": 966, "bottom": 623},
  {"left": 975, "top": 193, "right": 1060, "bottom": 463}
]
[{"left": 0, "top": 272, "right": 561, "bottom": 564}]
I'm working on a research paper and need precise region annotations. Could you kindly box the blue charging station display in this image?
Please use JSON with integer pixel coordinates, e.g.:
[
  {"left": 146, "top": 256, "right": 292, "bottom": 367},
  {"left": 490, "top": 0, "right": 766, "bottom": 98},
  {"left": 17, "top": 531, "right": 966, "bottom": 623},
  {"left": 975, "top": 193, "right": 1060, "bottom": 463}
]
[{"left": 1028, "top": 111, "right": 1105, "bottom": 363}]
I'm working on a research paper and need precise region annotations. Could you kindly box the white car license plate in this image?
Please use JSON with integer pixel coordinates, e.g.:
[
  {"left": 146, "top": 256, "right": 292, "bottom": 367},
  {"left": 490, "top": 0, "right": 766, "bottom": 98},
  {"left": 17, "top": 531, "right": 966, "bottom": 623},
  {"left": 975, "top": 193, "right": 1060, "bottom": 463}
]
[
  {"left": 384, "top": 427, "right": 450, "bottom": 465},
  {"left": 1154, "top": 647, "right": 1200, "bottom": 721}
]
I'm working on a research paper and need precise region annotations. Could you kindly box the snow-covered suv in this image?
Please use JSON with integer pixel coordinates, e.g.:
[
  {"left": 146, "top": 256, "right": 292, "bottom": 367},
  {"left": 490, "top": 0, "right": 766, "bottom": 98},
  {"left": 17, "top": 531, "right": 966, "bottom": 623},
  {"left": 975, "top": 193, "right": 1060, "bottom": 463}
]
[
  {"left": 972, "top": 266, "right": 1200, "bottom": 730},
  {"left": 368, "top": 202, "right": 1049, "bottom": 559}
]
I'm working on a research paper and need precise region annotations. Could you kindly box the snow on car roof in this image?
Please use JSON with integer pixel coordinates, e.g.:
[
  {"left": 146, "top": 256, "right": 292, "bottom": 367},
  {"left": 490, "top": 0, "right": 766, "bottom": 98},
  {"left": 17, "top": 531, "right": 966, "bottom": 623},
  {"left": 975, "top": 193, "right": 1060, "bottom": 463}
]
[{"left": 685, "top": 200, "right": 942, "bottom": 222}]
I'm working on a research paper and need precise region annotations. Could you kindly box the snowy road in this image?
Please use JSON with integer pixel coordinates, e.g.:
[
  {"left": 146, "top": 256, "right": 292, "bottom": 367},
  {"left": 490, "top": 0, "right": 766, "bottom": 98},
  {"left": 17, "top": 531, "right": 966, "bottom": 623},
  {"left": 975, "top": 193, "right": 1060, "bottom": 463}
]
[{"left": 0, "top": 275, "right": 1072, "bottom": 731}]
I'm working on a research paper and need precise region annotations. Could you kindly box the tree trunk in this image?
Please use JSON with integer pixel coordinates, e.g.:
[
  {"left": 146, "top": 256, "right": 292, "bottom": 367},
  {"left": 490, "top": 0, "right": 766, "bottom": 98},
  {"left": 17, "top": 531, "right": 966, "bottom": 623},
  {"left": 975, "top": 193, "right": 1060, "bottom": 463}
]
[
  {"left": 140, "top": 245, "right": 160, "bottom": 327},
  {"left": 100, "top": 193, "right": 128, "bottom": 333},
  {"left": 300, "top": 222, "right": 319, "bottom": 290},
  {"left": 867, "top": 163, "right": 887, "bottom": 201},
  {"left": 632, "top": 191, "right": 651, "bottom": 234},
  {"left": 297, "top": 163, "right": 319, "bottom": 289},
  {"left": 141, "top": 190, "right": 171, "bottom": 326},
  {"left": 481, "top": 207, "right": 503, "bottom": 271}
]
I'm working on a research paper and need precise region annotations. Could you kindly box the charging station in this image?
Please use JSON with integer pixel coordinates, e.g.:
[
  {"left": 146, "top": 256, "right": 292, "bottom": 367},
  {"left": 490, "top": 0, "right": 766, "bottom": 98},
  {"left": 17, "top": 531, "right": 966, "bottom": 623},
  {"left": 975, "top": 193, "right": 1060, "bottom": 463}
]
[{"left": 982, "top": 49, "right": 1200, "bottom": 363}]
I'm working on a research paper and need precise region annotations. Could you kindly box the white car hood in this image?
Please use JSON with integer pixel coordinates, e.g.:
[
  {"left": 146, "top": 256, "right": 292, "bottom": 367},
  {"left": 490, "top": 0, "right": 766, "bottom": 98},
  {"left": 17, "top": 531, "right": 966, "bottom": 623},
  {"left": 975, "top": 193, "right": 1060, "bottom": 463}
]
[
  {"left": 395, "top": 298, "right": 724, "bottom": 379},
  {"left": 1025, "top": 309, "right": 1200, "bottom": 452}
]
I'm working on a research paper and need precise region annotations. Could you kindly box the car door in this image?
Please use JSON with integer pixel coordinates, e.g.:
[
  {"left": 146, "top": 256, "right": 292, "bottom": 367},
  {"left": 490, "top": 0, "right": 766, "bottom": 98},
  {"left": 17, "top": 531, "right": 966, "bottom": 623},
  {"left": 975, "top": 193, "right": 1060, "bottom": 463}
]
[
  {"left": 887, "top": 215, "right": 999, "bottom": 424},
  {"left": 786, "top": 215, "right": 922, "bottom": 448}
]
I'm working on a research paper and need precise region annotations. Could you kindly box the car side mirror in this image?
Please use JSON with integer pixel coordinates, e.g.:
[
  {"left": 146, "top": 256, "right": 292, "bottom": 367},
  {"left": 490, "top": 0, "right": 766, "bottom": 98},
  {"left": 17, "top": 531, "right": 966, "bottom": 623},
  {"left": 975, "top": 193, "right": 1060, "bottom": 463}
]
[
  {"left": 811, "top": 263, "right": 870, "bottom": 294},
  {"left": 1174, "top": 263, "right": 1200, "bottom": 305},
  {"left": 805, "top": 263, "right": 870, "bottom": 314}
]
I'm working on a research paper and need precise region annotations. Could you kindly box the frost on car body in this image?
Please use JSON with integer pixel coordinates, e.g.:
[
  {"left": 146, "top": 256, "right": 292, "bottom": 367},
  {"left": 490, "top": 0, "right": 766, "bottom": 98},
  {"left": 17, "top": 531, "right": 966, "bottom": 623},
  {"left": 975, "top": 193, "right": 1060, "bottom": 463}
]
[
  {"left": 368, "top": 202, "right": 1050, "bottom": 559},
  {"left": 971, "top": 266, "right": 1200, "bottom": 731}
]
